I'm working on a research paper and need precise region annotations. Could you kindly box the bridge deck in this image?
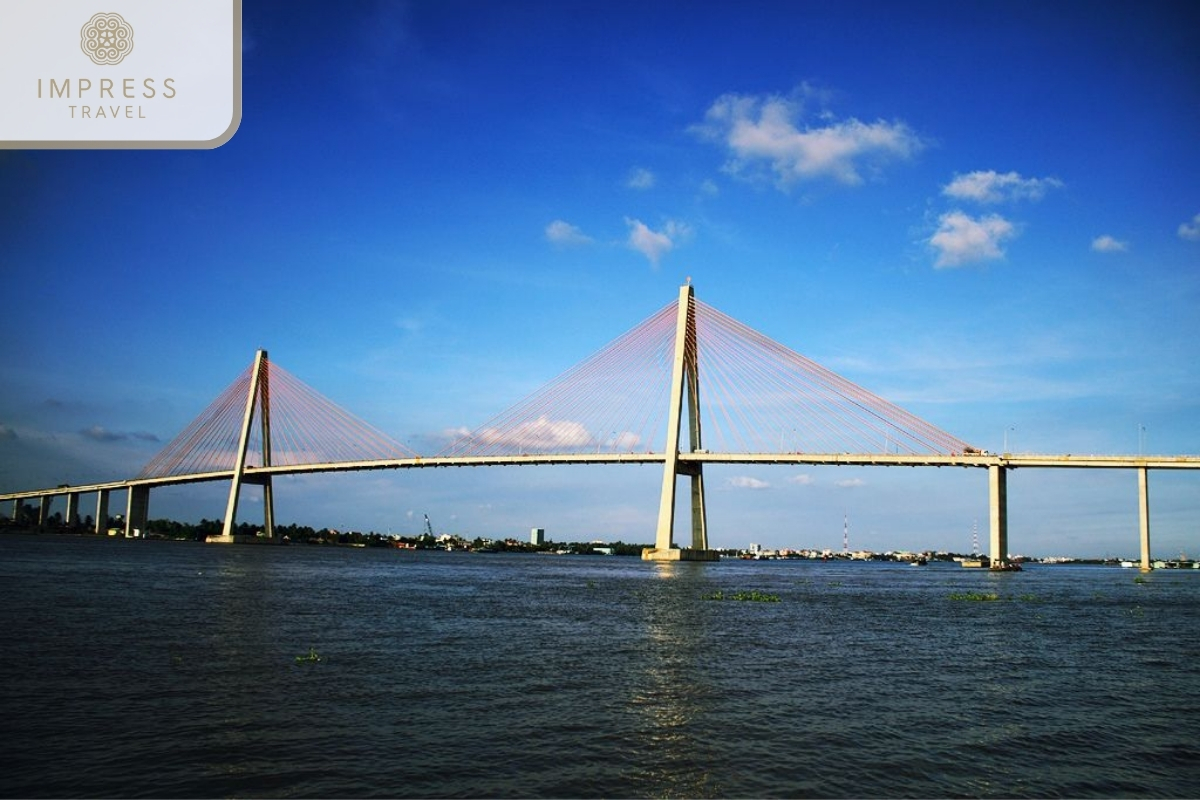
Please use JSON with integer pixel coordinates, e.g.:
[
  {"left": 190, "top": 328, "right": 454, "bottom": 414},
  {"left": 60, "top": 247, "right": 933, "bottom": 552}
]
[{"left": 3, "top": 452, "right": 1198, "bottom": 502}]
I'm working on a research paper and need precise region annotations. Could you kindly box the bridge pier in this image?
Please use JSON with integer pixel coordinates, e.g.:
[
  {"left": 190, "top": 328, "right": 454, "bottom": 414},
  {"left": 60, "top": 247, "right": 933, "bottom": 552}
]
[
  {"left": 65, "top": 492, "right": 80, "bottom": 529},
  {"left": 126, "top": 485, "right": 150, "bottom": 537},
  {"left": 1138, "top": 467, "right": 1152, "bottom": 571},
  {"left": 988, "top": 464, "right": 1011, "bottom": 569},
  {"left": 95, "top": 490, "right": 110, "bottom": 534},
  {"left": 38, "top": 495, "right": 52, "bottom": 527}
]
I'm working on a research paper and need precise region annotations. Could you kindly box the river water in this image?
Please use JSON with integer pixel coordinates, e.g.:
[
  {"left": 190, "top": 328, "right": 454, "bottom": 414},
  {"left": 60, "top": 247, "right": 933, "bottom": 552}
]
[{"left": 2, "top": 534, "right": 1198, "bottom": 798}]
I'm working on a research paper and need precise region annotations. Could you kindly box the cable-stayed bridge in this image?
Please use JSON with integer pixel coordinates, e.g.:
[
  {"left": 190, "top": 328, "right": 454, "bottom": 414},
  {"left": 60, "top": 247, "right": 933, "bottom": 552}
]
[{"left": 3, "top": 285, "right": 1197, "bottom": 569}]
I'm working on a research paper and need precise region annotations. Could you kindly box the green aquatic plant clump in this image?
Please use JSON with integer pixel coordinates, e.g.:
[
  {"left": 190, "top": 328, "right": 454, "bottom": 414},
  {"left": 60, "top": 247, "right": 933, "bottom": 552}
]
[
  {"left": 949, "top": 591, "right": 1001, "bottom": 602},
  {"left": 947, "top": 592, "right": 1039, "bottom": 602},
  {"left": 704, "top": 589, "right": 781, "bottom": 602},
  {"left": 295, "top": 647, "right": 322, "bottom": 664}
]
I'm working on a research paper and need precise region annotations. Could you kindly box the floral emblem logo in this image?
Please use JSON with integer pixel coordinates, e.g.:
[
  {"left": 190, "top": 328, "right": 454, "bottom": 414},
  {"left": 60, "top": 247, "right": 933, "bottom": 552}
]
[{"left": 80, "top": 12, "right": 134, "bottom": 65}]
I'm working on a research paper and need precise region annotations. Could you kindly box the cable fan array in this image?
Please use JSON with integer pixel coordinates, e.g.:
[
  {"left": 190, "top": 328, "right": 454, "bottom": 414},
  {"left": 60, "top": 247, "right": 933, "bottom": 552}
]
[
  {"left": 137, "top": 358, "right": 416, "bottom": 479},
  {"left": 137, "top": 292, "right": 974, "bottom": 475},
  {"left": 442, "top": 296, "right": 974, "bottom": 458},
  {"left": 692, "top": 299, "right": 972, "bottom": 455},
  {"left": 439, "top": 300, "right": 680, "bottom": 457}
]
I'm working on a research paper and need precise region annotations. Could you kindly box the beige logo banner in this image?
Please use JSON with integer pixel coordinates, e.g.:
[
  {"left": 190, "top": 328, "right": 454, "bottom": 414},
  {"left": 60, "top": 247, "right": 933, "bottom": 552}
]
[{"left": 0, "top": 0, "right": 241, "bottom": 149}]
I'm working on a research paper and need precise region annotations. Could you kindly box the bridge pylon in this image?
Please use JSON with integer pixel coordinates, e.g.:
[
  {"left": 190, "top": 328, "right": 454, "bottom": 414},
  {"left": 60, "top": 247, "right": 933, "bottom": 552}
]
[
  {"left": 643, "top": 284, "right": 718, "bottom": 562},
  {"left": 209, "top": 348, "right": 276, "bottom": 543}
]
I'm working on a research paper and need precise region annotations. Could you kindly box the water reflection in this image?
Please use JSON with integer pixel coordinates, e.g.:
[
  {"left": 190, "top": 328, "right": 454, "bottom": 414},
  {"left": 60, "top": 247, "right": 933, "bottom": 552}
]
[{"left": 627, "top": 561, "right": 722, "bottom": 798}]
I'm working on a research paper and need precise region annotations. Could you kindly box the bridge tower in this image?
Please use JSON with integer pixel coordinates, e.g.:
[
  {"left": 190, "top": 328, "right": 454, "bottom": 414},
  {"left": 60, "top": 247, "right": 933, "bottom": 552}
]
[
  {"left": 210, "top": 348, "right": 276, "bottom": 543},
  {"left": 642, "top": 284, "right": 718, "bottom": 562}
]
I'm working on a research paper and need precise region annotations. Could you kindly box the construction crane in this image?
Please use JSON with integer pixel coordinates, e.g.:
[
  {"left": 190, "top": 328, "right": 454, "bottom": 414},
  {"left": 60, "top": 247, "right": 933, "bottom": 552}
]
[{"left": 423, "top": 514, "right": 434, "bottom": 538}]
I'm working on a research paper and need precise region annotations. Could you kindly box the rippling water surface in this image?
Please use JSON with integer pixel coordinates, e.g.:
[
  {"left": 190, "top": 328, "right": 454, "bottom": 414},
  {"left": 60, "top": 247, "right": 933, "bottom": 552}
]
[{"left": 3, "top": 534, "right": 1199, "bottom": 798}]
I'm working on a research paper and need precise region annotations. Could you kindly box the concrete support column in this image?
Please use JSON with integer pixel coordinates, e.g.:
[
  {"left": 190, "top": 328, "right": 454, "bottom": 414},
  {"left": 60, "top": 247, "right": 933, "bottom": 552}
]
[
  {"left": 95, "top": 490, "right": 110, "bottom": 534},
  {"left": 689, "top": 468, "right": 708, "bottom": 550},
  {"left": 262, "top": 477, "right": 275, "bottom": 539},
  {"left": 989, "top": 464, "right": 1009, "bottom": 568},
  {"left": 259, "top": 357, "right": 276, "bottom": 541},
  {"left": 65, "top": 492, "right": 80, "bottom": 528},
  {"left": 38, "top": 495, "right": 52, "bottom": 527},
  {"left": 684, "top": 361, "right": 708, "bottom": 552},
  {"left": 126, "top": 485, "right": 150, "bottom": 537},
  {"left": 1138, "top": 467, "right": 1151, "bottom": 571}
]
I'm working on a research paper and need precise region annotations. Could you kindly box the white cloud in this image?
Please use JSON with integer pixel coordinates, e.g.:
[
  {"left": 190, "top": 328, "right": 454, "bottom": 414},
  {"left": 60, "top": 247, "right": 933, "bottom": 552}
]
[
  {"left": 82, "top": 425, "right": 123, "bottom": 442},
  {"left": 545, "top": 219, "right": 593, "bottom": 246},
  {"left": 475, "top": 416, "right": 592, "bottom": 450},
  {"left": 835, "top": 478, "right": 865, "bottom": 488},
  {"left": 694, "top": 90, "right": 922, "bottom": 188},
  {"left": 626, "top": 167, "right": 656, "bottom": 190},
  {"left": 729, "top": 476, "right": 770, "bottom": 489},
  {"left": 625, "top": 217, "right": 691, "bottom": 266},
  {"left": 1091, "top": 234, "right": 1128, "bottom": 253},
  {"left": 787, "top": 474, "right": 814, "bottom": 486},
  {"left": 82, "top": 425, "right": 156, "bottom": 443},
  {"left": 1178, "top": 212, "right": 1200, "bottom": 241},
  {"left": 942, "top": 170, "right": 1063, "bottom": 204},
  {"left": 609, "top": 431, "right": 641, "bottom": 450},
  {"left": 929, "top": 210, "right": 1016, "bottom": 268}
]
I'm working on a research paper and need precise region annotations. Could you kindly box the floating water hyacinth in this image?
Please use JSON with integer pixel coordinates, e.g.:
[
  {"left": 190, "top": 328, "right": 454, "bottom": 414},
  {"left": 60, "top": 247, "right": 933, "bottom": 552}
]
[
  {"left": 948, "top": 591, "right": 1000, "bottom": 601},
  {"left": 703, "top": 589, "right": 780, "bottom": 602}
]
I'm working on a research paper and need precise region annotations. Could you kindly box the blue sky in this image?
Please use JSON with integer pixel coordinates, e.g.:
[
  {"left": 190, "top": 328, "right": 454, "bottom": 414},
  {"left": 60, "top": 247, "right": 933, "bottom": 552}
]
[{"left": 2, "top": 0, "right": 1198, "bottom": 557}]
